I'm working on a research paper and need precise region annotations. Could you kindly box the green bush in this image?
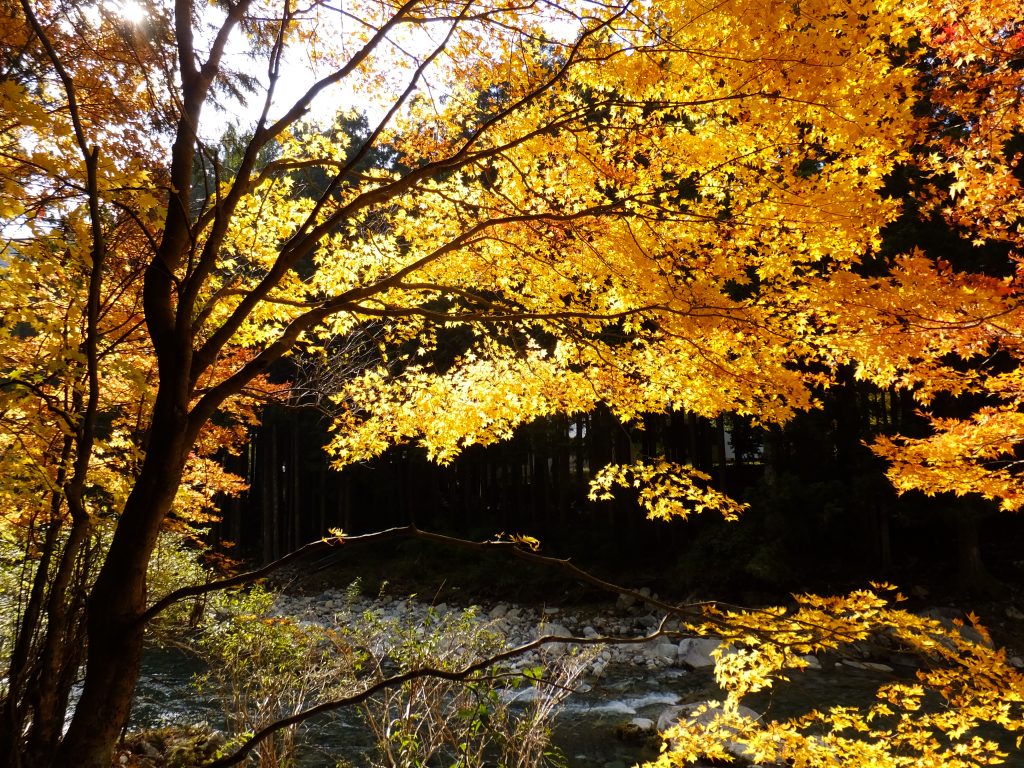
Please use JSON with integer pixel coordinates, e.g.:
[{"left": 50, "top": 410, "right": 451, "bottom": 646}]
[{"left": 192, "top": 585, "right": 593, "bottom": 768}]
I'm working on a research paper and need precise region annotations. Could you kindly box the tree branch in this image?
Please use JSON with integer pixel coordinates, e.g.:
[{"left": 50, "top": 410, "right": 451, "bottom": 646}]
[{"left": 202, "top": 618, "right": 675, "bottom": 767}]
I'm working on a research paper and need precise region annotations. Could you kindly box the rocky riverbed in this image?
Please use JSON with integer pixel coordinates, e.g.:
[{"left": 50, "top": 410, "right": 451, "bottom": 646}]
[
  {"left": 273, "top": 583, "right": 1024, "bottom": 679},
  {"left": 126, "top": 584, "right": 1024, "bottom": 768},
  {"left": 266, "top": 584, "right": 1024, "bottom": 767},
  {"left": 275, "top": 585, "right": 724, "bottom": 677}
]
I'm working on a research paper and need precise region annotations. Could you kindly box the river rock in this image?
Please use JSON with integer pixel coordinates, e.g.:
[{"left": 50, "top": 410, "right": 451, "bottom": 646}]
[
  {"left": 677, "top": 637, "right": 721, "bottom": 668},
  {"left": 657, "top": 701, "right": 755, "bottom": 732},
  {"left": 919, "top": 607, "right": 994, "bottom": 648},
  {"left": 631, "top": 717, "right": 655, "bottom": 732},
  {"left": 647, "top": 641, "right": 680, "bottom": 663},
  {"left": 885, "top": 652, "right": 921, "bottom": 669},
  {"left": 616, "top": 592, "right": 637, "bottom": 610},
  {"left": 637, "top": 614, "right": 660, "bottom": 630},
  {"left": 536, "top": 621, "right": 574, "bottom": 656}
]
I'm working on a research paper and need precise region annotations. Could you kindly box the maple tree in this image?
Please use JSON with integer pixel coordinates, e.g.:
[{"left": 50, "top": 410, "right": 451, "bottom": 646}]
[
  {"left": 1, "top": 0, "right": 1024, "bottom": 766},
  {"left": 809, "top": 2, "right": 1024, "bottom": 514}
]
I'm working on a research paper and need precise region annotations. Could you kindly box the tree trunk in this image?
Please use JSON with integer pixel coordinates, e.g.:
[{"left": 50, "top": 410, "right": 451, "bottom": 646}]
[
  {"left": 23, "top": 517, "right": 91, "bottom": 765},
  {"left": 53, "top": 398, "right": 190, "bottom": 768}
]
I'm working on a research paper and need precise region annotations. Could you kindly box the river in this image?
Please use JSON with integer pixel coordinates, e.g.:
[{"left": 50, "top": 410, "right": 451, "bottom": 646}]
[{"left": 129, "top": 640, "right": 1024, "bottom": 768}]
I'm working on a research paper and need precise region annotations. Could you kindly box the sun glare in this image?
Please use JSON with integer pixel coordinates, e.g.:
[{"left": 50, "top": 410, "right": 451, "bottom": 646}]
[{"left": 109, "top": 0, "right": 147, "bottom": 23}]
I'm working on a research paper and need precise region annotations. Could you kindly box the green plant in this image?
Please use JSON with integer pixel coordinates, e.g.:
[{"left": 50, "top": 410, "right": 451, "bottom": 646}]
[
  {"left": 193, "top": 585, "right": 360, "bottom": 767},
  {"left": 351, "top": 605, "right": 592, "bottom": 768},
  {"left": 193, "top": 585, "right": 593, "bottom": 767}
]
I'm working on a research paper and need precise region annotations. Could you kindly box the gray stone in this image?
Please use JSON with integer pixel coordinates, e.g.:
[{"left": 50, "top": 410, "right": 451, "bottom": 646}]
[
  {"left": 537, "top": 621, "right": 572, "bottom": 638},
  {"left": 536, "top": 621, "right": 573, "bottom": 656},
  {"left": 630, "top": 717, "right": 655, "bottom": 732},
  {"left": 648, "top": 641, "right": 680, "bottom": 662},
  {"left": 658, "top": 702, "right": 726, "bottom": 733},
  {"left": 139, "top": 741, "right": 161, "bottom": 758},
  {"left": 886, "top": 652, "right": 922, "bottom": 669},
  {"left": 919, "top": 607, "right": 993, "bottom": 648},
  {"left": 677, "top": 637, "right": 722, "bottom": 668},
  {"left": 638, "top": 614, "right": 660, "bottom": 630},
  {"left": 488, "top": 603, "right": 509, "bottom": 619}
]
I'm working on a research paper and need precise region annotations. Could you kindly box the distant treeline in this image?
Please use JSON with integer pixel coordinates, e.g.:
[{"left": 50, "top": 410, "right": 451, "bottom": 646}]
[{"left": 214, "top": 374, "right": 1023, "bottom": 599}]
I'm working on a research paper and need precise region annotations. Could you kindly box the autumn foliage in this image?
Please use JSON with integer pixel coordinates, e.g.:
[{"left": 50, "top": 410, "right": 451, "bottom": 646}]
[{"left": 1, "top": 0, "right": 1024, "bottom": 766}]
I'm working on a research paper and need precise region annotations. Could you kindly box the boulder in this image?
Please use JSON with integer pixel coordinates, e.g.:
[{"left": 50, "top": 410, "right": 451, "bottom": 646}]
[
  {"left": 647, "top": 641, "right": 681, "bottom": 663},
  {"left": 677, "top": 637, "right": 722, "bottom": 668},
  {"left": 841, "top": 660, "right": 894, "bottom": 673}
]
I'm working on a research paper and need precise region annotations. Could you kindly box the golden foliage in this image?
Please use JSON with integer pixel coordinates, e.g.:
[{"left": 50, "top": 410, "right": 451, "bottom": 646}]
[
  {"left": 5, "top": 0, "right": 1024, "bottom": 762},
  {"left": 589, "top": 459, "right": 748, "bottom": 522},
  {"left": 657, "top": 589, "right": 1024, "bottom": 768}
]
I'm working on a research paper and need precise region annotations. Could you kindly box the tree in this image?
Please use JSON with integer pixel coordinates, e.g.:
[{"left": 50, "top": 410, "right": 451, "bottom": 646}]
[
  {"left": 808, "top": 4, "right": 1024, "bottom": 580},
  {"left": 1, "top": 0, "right": 1022, "bottom": 766}
]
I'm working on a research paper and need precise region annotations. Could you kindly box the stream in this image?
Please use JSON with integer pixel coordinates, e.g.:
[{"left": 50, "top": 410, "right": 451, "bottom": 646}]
[{"left": 129, "top": 637, "right": 1024, "bottom": 768}]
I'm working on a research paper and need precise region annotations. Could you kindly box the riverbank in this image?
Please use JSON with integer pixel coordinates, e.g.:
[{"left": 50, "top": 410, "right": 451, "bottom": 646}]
[{"left": 122, "top": 549, "right": 1024, "bottom": 768}]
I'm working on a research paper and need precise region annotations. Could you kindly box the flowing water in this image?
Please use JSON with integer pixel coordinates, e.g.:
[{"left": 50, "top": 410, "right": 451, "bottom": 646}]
[{"left": 130, "top": 646, "right": 1024, "bottom": 768}]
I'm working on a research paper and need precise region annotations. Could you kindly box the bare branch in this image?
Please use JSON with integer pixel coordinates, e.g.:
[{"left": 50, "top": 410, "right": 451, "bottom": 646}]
[{"left": 201, "top": 619, "right": 669, "bottom": 768}]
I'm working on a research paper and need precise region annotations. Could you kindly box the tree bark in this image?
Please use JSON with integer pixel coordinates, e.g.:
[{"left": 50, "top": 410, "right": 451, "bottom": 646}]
[{"left": 53, "top": 392, "right": 191, "bottom": 768}]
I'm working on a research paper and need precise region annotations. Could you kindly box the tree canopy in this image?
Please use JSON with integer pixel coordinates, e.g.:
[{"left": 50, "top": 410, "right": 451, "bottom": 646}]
[{"left": 1, "top": 0, "right": 1024, "bottom": 765}]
